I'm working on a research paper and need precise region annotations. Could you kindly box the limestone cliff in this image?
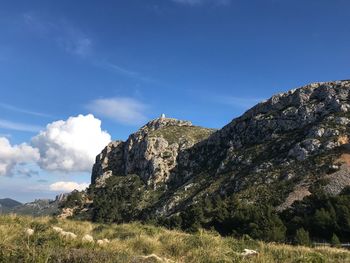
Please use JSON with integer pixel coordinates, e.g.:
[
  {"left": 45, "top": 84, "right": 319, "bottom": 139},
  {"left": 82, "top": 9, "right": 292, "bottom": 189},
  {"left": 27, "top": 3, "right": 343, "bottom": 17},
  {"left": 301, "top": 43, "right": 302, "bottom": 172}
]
[
  {"left": 77, "top": 80, "right": 350, "bottom": 220},
  {"left": 91, "top": 116, "right": 214, "bottom": 188}
]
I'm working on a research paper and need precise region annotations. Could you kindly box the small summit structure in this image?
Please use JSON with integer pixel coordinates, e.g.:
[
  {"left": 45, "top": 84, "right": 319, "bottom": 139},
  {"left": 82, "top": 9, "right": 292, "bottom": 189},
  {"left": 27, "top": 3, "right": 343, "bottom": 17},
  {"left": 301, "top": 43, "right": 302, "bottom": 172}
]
[{"left": 160, "top": 113, "right": 166, "bottom": 119}]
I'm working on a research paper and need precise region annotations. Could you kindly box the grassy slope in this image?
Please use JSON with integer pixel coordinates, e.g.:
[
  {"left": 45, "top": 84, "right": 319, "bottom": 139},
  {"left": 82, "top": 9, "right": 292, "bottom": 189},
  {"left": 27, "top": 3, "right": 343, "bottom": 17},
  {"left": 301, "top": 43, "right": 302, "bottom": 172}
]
[
  {"left": 148, "top": 125, "right": 215, "bottom": 145},
  {"left": 0, "top": 215, "right": 350, "bottom": 263}
]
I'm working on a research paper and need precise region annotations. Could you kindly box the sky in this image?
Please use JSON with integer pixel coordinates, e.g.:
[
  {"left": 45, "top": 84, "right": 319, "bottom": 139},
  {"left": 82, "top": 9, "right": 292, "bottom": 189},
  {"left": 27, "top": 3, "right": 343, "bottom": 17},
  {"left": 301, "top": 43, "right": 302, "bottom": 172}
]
[{"left": 0, "top": 0, "right": 350, "bottom": 202}]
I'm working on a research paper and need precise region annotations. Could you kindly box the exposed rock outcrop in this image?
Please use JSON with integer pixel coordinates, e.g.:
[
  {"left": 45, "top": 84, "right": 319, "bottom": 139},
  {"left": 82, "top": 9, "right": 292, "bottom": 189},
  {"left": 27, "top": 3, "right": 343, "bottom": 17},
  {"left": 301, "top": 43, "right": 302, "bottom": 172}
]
[
  {"left": 92, "top": 117, "right": 214, "bottom": 188},
  {"left": 79, "top": 80, "right": 350, "bottom": 219}
]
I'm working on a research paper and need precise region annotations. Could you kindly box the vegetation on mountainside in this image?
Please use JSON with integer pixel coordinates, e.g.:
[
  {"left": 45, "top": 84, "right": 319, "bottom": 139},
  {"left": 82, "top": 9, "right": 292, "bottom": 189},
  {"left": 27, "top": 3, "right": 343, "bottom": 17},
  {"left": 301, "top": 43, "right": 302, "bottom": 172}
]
[
  {"left": 281, "top": 186, "right": 350, "bottom": 242},
  {"left": 91, "top": 175, "right": 144, "bottom": 223},
  {"left": 11, "top": 199, "right": 60, "bottom": 217},
  {"left": 62, "top": 191, "right": 84, "bottom": 208},
  {"left": 80, "top": 178, "right": 350, "bottom": 245},
  {"left": 1, "top": 214, "right": 350, "bottom": 263},
  {"left": 60, "top": 83, "right": 350, "bottom": 252},
  {"left": 148, "top": 125, "right": 215, "bottom": 145},
  {"left": 169, "top": 185, "right": 350, "bottom": 244}
]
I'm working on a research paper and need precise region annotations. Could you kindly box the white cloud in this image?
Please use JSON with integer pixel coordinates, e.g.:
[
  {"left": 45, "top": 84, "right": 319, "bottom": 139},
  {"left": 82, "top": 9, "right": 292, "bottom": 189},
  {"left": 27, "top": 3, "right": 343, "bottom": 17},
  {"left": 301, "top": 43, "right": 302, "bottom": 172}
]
[
  {"left": 57, "top": 34, "right": 92, "bottom": 58},
  {"left": 0, "top": 137, "right": 40, "bottom": 176},
  {"left": 0, "top": 102, "right": 52, "bottom": 118},
  {"left": 96, "top": 61, "right": 158, "bottom": 83},
  {"left": 87, "top": 97, "right": 148, "bottom": 125},
  {"left": 31, "top": 114, "right": 111, "bottom": 173},
  {"left": 49, "top": 181, "right": 89, "bottom": 192},
  {"left": 103, "top": 62, "right": 140, "bottom": 78},
  {"left": 0, "top": 119, "right": 42, "bottom": 132},
  {"left": 22, "top": 13, "right": 157, "bottom": 84},
  {"left": 14, "top": 164, "right": 39, "bottom": 177},
  {"left": 22, "top": 13, "right": 93, "bottom": 58}
]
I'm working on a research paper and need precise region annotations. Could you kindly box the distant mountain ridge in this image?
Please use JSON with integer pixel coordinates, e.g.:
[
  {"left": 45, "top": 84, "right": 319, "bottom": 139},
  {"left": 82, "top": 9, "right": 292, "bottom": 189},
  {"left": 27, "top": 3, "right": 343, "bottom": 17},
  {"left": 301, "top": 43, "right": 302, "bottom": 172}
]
[
  {"left": 0, "top": 198, "right": 22, "bottom": 213},
  {"left": 0, "top": 195, "right": 67, "bottom": 216}
]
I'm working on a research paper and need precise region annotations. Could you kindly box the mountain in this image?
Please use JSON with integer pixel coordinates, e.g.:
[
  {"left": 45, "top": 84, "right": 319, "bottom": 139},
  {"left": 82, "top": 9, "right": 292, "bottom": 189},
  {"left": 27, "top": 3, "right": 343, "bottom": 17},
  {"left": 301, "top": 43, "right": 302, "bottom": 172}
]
[
  {"left": 11, "top": 199, "right": 59, "bottom": 216},
  {"left": 2, "top": 194, "right": 67, "bottom": 216},
  {"left": 63, "top": 80, "right": 350, "bottom": 242},
  {"left": 0, "top": 198, "right": 22, "bottom": 213}
]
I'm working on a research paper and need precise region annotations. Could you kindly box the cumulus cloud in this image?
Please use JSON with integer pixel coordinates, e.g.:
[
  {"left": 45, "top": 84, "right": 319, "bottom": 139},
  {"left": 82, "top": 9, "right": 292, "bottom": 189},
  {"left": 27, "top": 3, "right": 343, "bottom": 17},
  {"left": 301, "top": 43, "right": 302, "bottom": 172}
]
[
  {"left": 14, "top": 165, "right": 39, "bottom": 177},
  {"left": 87, "top": 97, "right": 148, "bottom": 125},
  {"left": 0, "top": 137, "right": 40, "bottom": 176},
  {"left": 49, "top": 181, "right": 89, "bottom": 192},
  {"left": 31, "top": 114, "right": 111, "bottom": 173}
]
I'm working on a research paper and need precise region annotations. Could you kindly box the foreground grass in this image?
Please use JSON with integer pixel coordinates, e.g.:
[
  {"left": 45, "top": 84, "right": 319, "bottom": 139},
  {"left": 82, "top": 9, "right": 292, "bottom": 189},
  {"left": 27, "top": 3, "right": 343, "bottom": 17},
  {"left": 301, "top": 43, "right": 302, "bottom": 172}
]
[{"left": 0, "top": 215, "right": 349, "bottom": 263}]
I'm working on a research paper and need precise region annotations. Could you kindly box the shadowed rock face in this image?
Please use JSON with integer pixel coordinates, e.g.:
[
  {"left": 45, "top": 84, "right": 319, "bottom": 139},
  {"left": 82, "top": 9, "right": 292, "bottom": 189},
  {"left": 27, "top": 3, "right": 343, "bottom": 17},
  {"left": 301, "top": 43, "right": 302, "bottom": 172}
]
[{"left": 87, "top": 80, "right": 350, "bottom": 217}]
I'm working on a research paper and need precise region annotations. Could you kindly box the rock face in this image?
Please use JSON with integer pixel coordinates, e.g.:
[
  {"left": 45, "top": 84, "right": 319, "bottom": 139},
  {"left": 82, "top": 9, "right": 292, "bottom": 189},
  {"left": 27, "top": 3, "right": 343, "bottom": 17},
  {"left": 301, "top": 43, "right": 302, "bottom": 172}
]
[
  {"left": 92, "top": 117, "right": 214, "bottom": 188},
  {"left": 83, "top": 80, "right": 350, "bottom": 219}
]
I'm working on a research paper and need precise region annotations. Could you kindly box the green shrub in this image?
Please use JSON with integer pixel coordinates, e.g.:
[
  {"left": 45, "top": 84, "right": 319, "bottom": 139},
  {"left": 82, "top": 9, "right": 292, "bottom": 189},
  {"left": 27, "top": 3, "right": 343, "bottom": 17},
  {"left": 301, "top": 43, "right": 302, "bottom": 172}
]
[
  {"left": 331, "top": 233, "right": 341, "bottom": 248},
  {"left": 295, "top": 228, "right": 310, "bottom": 246}
]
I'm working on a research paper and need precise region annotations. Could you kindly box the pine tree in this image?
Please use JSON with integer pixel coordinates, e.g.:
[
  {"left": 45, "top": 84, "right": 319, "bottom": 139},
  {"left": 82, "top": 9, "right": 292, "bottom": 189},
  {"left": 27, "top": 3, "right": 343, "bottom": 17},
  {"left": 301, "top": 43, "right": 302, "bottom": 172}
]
[
  {"left": 331, "top": 233, "right": 341, "bottom": 248},
  {"left": 295, "top": 228, "right": 311, "bottom": 246}
]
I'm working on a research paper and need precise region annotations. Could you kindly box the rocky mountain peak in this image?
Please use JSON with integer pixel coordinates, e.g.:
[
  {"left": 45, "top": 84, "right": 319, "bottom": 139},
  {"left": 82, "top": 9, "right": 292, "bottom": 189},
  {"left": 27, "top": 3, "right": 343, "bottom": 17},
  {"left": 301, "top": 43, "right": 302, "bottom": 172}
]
[
  {"left": 242, "top": 80, "right": 350, "bottom": 120},
  {"left": 87, "top": 80, "right": 350, "bottom": 220},
  {"left": 91, "top": 115, "right": 212, "bottom": 188},
  {"left": 137, "top": 115, "right": 193, "bottom": 135}
]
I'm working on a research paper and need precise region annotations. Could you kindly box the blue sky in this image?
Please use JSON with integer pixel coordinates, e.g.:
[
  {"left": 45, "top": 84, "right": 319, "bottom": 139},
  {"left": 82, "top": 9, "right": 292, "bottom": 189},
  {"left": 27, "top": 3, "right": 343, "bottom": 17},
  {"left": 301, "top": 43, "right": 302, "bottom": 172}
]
[{"left": 0, "top": 0, "right": 350, "bottom": 202}]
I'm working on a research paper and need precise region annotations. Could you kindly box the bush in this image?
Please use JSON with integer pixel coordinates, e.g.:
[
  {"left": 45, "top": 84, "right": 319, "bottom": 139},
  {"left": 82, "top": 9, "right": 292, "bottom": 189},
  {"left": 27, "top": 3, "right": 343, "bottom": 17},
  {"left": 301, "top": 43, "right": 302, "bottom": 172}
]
[
  {"left": 331, "top": 233, "right": 341, "bottom": 248},
  {"left": 295, "top": 228, "right": 310, "bottom": 246}
]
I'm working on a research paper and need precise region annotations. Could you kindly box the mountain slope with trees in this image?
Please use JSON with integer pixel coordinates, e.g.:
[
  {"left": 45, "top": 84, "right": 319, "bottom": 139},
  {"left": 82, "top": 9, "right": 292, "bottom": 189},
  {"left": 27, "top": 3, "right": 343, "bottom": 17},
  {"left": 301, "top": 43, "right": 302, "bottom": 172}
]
[{"left": 63, "top": 80, "right": 350, "bottom": 244}]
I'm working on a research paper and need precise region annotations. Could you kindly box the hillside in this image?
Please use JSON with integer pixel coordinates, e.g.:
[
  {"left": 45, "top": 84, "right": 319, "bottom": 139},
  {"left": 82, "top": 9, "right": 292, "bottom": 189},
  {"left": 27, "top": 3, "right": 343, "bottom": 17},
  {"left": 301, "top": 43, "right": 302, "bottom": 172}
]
[
  {"left": 11, "top": 199, "right": 60, "bottom": 216},
  {"left": 0, "top": 198, "right": 22, "bottom": 213},
  {"left": 1, "top": 214, "right": 350, "bottom": 263},
  {"left": 63, "top": 80, "right": 350, "bottom": 244},
  {"left": 1, "top": 195, "right": 67, "bottom": 216}
]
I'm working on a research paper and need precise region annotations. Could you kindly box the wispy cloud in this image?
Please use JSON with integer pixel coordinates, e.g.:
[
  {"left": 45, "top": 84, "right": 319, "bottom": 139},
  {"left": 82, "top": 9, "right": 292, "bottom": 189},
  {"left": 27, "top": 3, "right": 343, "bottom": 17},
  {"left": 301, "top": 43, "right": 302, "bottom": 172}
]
[
  {"left": 37, "top": 179, "right": 48, "bottom": 183},
  {"left": 172, "top": 0, "right": 231, "bottom": 6},
  {"left": 0, "top": 119, "right": 42, "bottom": 132},
  {"left": 56, "top": 29, "right": 92, "bottom": 58},
  {"left": 22, "top": 13, "right": 156, "bottom": 83},
  {"left": 103, "top": 62, "right": 140, "bottom": 78},
  {"left": 22, "top": 13, "right": 93, "bottom": 58},
  {"left": 97, "top": 61, "right": 160, "bottom": 83},
  {"left": 0, "top": 103, "right": 52, "bottom": 118},
  {"left": 87, "top": 97, "right": 148, "bottom": 125}
]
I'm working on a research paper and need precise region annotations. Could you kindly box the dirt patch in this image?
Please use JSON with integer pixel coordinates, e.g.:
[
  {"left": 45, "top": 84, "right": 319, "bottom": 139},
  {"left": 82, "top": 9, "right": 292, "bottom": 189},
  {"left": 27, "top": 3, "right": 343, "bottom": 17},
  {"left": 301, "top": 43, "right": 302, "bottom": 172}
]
[
  {"left": 276, "top": 185, "right": 311, "bottom": 211},
  {"left": 336, "top": 153, "right": 350, "bottom": 166},
  {"left": 324, "top": 164, "right": 350, "bottom": 195},
  {"left": 338, "top": 135, "right": 349, "bottom": 145}
]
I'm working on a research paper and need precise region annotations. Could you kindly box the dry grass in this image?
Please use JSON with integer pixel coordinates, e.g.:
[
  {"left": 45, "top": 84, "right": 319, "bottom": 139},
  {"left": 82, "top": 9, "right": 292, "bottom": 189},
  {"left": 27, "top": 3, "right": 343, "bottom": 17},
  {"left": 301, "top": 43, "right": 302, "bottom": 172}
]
[{"left": 0, "top": 214, "right": 350, "bottom": 262}]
